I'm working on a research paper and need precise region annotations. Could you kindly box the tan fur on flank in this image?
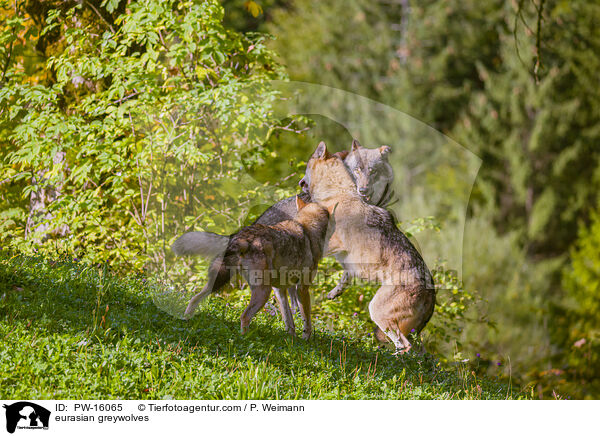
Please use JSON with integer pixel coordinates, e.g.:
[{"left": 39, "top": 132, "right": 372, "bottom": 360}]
[{"left": 304, "top": 142, "right": 435, "bottom": 353}]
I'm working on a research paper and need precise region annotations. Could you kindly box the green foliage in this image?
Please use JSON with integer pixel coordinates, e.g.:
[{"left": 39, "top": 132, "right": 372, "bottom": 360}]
[
  {"left": 267, "top": 0, "right": 505, "bottom": 133},
  {"left": 391, "top": 0, "right": 506, "bottom": 132},
  {"left": 221, "top": 0, "right": 284, "bottom": 32},
  {"left": 0, "top": 251, "right": 520, "bottom": 399},
  {"left": 450, "top": 1, "right": 600, "bottom": 396},
  {"left": 267, "top": 0, "right": 400, "bottom": 101},
  {"left": 559, "top": 208, "right": 600, "bottom": 398},
  {"left": 454, "top": 0, "right": 600, "bottom": 257},
  {"left": 461, "top": 212, "right": 564, "bottom": 395},
  {"left": 427, "top": 268, "right": 475, "bottom": 354},
  {"left": 0, "top": 0, "right": 286, "bottom": 272}
]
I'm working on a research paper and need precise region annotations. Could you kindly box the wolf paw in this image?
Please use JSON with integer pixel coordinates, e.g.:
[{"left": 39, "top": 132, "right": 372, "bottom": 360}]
[
  {"left": 327, "top": 287, "right": 343, "bottom": 300},
  {"left": 392, "top": 345, "right": 411, "bottom": 356}
]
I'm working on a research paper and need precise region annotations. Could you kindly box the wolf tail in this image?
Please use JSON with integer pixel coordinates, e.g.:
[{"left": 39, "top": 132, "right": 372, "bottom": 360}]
[{"left": 171, "top": 231, "right": 229, "bottom": 258}]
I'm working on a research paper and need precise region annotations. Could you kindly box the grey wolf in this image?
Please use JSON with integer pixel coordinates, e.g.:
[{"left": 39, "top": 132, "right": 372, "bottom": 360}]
[
  {"left": 345, "top": 140, "right": 393, "bottom": 207},
  {"left": 302, "top": 141, "right": 435, "bottom": 353},
  {"left": 180, "top": 196, "right": 329, "bottom": 338},
  {"left": 300, "top": 139, "right": 394, "bottom": 300},
  {"left": 173, "top": 139, "right": 395, "bottom": 310}
]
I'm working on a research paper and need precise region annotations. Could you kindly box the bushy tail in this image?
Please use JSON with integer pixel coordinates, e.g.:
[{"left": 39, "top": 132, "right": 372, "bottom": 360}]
[{"left": 171, "top": 231, "right": 229, "bottom": 257}]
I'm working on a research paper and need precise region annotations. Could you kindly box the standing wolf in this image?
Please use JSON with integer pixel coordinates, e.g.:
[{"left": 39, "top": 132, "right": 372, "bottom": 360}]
[
  {"left": 173, "top": 139, "right": 394, "bottom": 312},
  {"left": 182, "top": 196, "right": 329, "bottom": 338},
  {"left": 302, "top": 141, "right": 435, "bottom": 353}
]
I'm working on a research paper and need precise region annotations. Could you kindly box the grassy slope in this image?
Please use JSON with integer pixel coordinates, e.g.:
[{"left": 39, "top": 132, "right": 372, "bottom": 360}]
[{"left": 0, "top": 253, "right": 520, "bottom": 399}]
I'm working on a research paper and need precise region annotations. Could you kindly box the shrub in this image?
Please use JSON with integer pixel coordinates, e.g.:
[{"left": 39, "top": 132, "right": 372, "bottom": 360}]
[{"left": 0, "top": 0, "right": 286, "bottom": 272}]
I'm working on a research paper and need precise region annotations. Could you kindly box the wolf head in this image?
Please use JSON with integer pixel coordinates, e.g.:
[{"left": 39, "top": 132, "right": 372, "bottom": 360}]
[
  {"left": 344, "top": 139, "right": 393, "bottom": 206},
  {"left": 300, "top": 139, "right": 393, "bottom": 207},
  {"left": 301, "top": 141, "right": 356, "bottom": 204}
]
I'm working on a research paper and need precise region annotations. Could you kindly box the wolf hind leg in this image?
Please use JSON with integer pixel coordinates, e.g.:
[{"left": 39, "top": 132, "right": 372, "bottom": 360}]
[
  {"left": 372, "top": 321, "right": 410, "bottom": 353},
  {"left": 368, "top": 286, "right": 412, "bottom": 354},
  {"left": 274, "top": 287, "right": 296, "bottom": 335},
  {"left": 184, "top": 284, "right": 213, "bottom": 319},
  {"left": 184, "top": 255, "right": 236, "bottom": 319},
  {"left": 240, "top": 284, "right": 272, "bottom": 334},
  {"left": 391, "top": 332, "right": 412, "bottom": 355}
]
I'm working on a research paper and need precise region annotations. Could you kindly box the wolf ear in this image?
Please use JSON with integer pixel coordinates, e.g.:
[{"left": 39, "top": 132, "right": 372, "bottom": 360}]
[
  {"left": 351, "top": 139, "right": 362, "bottom": 152},
  {"left": 379, "top": 145, "right": 391, "bottom": 157},
  {"left": 334, "top": 150, "right": 349, "bottom": 160},
  {"left": 296, "top": 195, "right": 309, "bottom": 211},
  {"left": 312, "top": 141, "right": 329, "bottom": 160}
]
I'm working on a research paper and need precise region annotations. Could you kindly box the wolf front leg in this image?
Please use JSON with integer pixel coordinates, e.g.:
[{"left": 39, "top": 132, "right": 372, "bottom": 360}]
[
  {"left": 327, "top": 253, "right": 351, "bottom": 300},
  {"left": 327, "top": 270, "right": 350, "bottom": 300}
]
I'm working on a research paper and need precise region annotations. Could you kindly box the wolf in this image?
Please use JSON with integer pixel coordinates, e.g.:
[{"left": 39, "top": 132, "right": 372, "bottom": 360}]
[
  {"left": 302, "top": 141, "right": 435, "bottom": 353},
  {"left": 173, "top": 139, "right": 395, "bottom": 310},
  {"left": 299, "top": 140, "right": 394, "bottom": 300},
  {"left": 181, "top": 196, "right": 329, "bottom": 338}
]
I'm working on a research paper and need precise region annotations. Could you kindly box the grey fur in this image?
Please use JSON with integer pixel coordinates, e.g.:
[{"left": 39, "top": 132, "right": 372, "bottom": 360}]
[{"left": 171, "top": 231, "right": 229, "bottom": 257}]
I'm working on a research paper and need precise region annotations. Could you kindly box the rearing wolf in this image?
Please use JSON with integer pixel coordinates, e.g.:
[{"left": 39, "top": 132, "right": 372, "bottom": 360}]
[{"left": 302, "top": 141, "right": 435, "bottom": 352}]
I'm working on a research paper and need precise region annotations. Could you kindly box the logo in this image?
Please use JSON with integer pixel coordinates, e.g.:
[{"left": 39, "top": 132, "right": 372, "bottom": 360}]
[{"left": 3, "top": 402, "right": 50, "bottom": 434}]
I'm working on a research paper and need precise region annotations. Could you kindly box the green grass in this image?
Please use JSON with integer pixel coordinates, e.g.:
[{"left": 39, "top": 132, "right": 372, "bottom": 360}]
[{"left": 0, "top": 252, "right": 521, "bottom": 399}]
